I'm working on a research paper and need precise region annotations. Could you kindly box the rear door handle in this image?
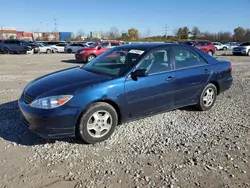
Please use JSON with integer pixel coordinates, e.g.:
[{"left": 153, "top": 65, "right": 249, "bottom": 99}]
[{"left": 166, "top": 76, "right": 174, "bottom": 81}]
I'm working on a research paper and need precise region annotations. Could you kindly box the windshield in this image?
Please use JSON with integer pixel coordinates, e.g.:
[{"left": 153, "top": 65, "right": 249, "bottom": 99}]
[
  {"left": 88, "top": 42, "right": 99, "bottom": 48},
  {"left": 82, "top": 47, "right": 145, "bottom": 76},
  {"left": 240, "top": 42, "right": 250, "bottom": 46},
  {"left": 38, "top": 43, "right": 44, "bottom": 47}
]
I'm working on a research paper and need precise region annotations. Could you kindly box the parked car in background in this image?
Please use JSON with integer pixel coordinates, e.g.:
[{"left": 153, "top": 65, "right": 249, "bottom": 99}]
[
  {"left": 224, "top": 42, "right": 239, "bottom": 50},
  {"left": 232, "top": 42, "right": 250, "bottom": 56},
  {"left": 64, "top": 43, "right": 86, "bottom": 53},
  {"left": 183, "top": 40, "right": 215, "bottom": 56},
  {"left": 19, "top": 43, "right": 233, "bottom": 144},
  {"left": 27, "top": 41, "right": 40, "bottom": 54},
  {"left": 48, "top": 43, "right": 67, "bottom": 53},
  {"left": 75, "top": 41, "right": 123, "bottom": 62},
  {"left": 213, "top": 42, "right": 228, "bottom": 50},
  {"left": 37, "top": 43, "right": 56, "bottom": 53},
  {"left": 0, "top": 39, "right": 34, "bottom": 54}
]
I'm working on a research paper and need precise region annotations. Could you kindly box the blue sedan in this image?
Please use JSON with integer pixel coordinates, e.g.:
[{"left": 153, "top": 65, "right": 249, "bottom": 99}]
[{"left": 19, "top": 43, "right": 233, "bottom": 144}]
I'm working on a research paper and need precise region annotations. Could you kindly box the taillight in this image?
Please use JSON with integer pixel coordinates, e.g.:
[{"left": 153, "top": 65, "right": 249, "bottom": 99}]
[{"left": 230, "top": 64, "right": 232, "bottom": 72}]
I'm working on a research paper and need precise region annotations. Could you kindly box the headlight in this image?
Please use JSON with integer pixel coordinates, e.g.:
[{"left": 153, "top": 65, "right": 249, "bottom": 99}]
[
  {"left": 30, "top": 95, "right": 73, "bottom": 109},
  {"left": 79, "top": 50, "right": 85, "bottom": 54}
]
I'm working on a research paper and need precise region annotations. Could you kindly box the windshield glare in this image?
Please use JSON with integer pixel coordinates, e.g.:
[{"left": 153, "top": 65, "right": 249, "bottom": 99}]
[{"left": 82, "top": 47, "right": 145, "bottom": 76}]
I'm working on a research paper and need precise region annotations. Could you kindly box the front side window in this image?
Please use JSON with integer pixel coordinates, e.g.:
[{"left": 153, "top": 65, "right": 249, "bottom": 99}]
[
  {"left": 83, "top": 47, "right": 145, "bottom": 76},
  {"left": 137, "top": 48, "right": 171, "bottom": 74},
  {"left": 173, "top": 48, "right": 207, "bottom": 69}
]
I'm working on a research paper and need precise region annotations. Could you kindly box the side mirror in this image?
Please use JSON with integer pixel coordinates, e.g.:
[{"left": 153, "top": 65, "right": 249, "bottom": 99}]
[
  {"left": 131, "top": 69, "right": 148, "bottom": 80},
  {"left": 97, "top": 46, "right": 101, "bottom": 50}
]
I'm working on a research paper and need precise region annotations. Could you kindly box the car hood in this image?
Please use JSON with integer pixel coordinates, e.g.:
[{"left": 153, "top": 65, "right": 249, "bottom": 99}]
[{"left": 25, "top": 66, "right": 110, "bottom": 98}]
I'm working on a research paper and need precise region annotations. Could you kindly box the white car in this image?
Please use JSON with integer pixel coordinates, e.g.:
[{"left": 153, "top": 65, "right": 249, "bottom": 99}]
[
  {"left": 64, "top": 43, "right": 86, "bottom": 53},
  {"left": 49, "top": 43, "right": 67, "bottom": 53},
  {"left": 37, "top": 43, "right": 56, "bottom": 53},
  {"left": 232, "top": 42, "right": 250, "bottom": 56},
  {"left": 213, "top": 42, "right": 228, "bottom": 51}
]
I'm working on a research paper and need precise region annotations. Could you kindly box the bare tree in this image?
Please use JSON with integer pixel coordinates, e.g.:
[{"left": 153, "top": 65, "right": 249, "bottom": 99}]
[
  {"left": 109, "top": 27, "right": 120, "bottom": 39},
  {"left": 77, "top": 29, "right": 85, "bottom": 39}
]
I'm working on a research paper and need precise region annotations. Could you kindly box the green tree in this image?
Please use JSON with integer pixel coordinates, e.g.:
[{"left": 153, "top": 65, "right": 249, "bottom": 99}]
[
  {"left": 9, "top": 35, "right": 15, "bottom": 39},
  {"left": 128, "top": 28, "right": 139, "bottom": 40},
  {"left": 192, "top": 26, "right": 200, "bottom": 39},
  {"left": 182, "top": 27, "right": 189, "bottom": 40},
  {"left": 234, "top": 27, "right": 245, "bottom": 42},
  {"left": 176, "top": 27, "right": 183, "bottom": 40}
]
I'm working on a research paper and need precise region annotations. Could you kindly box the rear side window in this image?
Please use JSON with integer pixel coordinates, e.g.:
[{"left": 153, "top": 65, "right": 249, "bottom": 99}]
[
  {"left": 111, "top": 42, "right": 119, "bottom": 47},
  {"left": 173, "top": 47, "right": 207, "bottom": 69},
  {"left": 100, "top": 42, "right": 109, "bottom": 48}
]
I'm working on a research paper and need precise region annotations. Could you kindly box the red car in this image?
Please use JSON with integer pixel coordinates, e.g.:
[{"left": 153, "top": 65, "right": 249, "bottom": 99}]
[
  {"left": 75, "top": 41, "right": 123, "bottom": 62},
  {"left": 183, "top": 40, "right": 216, "bottom": 56}
]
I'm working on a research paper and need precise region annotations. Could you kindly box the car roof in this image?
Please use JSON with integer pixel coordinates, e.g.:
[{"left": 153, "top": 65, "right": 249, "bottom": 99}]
[{"left": 121, "top": 43, "right": 187, "bottom": 50}]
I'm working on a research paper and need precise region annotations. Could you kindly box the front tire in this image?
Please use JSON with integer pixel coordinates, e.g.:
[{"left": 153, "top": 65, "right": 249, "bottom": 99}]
[
  {"left": 46, "top": 49, "right": 51, "bottom": 54},
  {"left": 77, "top": 102, "right": 118, "bottom": 144},
  {"left": 223, "top": 47, "right": 227, "bottom": 51},
  {"left": 247, "top": 50, "right": 250, "bottom": 56},
  {"left": 67, "top": 49, "right": 72, "bottom": 53},
  {"left": 87, "top": 54, "right": 96, "bottom": 62},
  {"left": 196, "top": 83, "right": 217, "bottom": 111},
  {"left": 3, "top": 48, "right": 10, "bottom": 54}
]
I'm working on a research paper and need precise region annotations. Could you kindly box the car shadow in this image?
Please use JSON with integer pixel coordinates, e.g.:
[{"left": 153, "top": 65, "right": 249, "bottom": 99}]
[
  {"left": 61, "top": 59, "right": 85, "bottom": 64},
  {"left": 0, "top": 100, "right": 76, "bottom": 146}
]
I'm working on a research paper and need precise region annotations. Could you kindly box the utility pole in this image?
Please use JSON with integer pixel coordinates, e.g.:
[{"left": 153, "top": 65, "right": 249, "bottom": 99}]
[{"left": 163, "top": 24, "right": 169, "bottom": 39}]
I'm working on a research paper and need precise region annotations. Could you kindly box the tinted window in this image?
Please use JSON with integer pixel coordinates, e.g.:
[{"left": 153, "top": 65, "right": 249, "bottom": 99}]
[
  {"left": 56, "top": 43, "right": 67, "bottom": 47},
  {"left": 137, "top": 48, "right": 171, "bottom": 74},
  {"left": 100, "top": 42, "right": 109, "bottom": 48},
  {"left": 4, "top": 40, "right": 14, "bottom": 44},
  {"left": 173, "top": 48, "right": 207, "bottom": 69},
  {"left": 195, "top": 42, "right": 205, "bottom": 46},
  {"left": 183, "top": 41, "right": 195, "bottom": 46},
  {"left": 240, "top": 42, "right": 250, "bottom": 46},
  {"left": 111, "top": 42, "right": 119, "bottom": 47}
]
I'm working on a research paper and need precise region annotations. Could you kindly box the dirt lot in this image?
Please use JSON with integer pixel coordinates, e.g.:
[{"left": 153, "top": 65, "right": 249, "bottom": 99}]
[{"left": 0, "top": 53, "right": 249, "bottom": 188}]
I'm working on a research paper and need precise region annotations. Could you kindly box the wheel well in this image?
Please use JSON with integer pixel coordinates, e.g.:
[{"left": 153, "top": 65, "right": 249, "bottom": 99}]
[
  {"left": 210, "top": 81, "right": 220, "bottom": 95},
  {"left": 87, "top": 54, "right": 96, "bottom": 57},
  {"left": 77, "top": 100, "right": 122, "bottom": 127},
  {"left": 96, "top": 100, "right": 122, "bottom": 124}
]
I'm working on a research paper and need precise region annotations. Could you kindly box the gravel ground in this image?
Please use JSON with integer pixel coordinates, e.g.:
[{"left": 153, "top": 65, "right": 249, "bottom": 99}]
[{"left": 0, "top": 52, "right": 249, "bottom": 188}]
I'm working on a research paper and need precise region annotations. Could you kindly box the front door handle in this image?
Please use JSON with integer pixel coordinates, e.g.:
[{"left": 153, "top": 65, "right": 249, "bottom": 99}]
[{"left": 166, "top": 76, "right": 174, "bottom": 81}]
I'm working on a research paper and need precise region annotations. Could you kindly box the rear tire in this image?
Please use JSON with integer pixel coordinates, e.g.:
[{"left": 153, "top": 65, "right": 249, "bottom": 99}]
[
  {"left": 223, "top": 47, "right": 227, "bottom": 51},
  {"left": 208, "top": 51, "right": 213, "bottom": 56},
  {"left": 3, "top": 48, "right": 10, "bottom": 54},
  {"left": 196, "top": 83, "right": 217, "bottom": 111},
  {"left": 87, "top": 54, "right": 96, "bottom": 62},
  {"left": 67, "top": 49, "right": 72, "bottom": 53},
  {"left": 77, "top": 102, "right": 118, "bottom": 144},
  {"left": 46, "top": 49, "right": 51, "bottom": 54},
  {"left": 247, "top": 50, "right": 250, "bottom": 56}
]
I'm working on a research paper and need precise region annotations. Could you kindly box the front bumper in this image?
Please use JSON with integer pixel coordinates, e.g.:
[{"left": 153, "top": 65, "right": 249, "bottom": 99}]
[
  {"left": 75, "top": 53, "right": 87, "bottom": 61},
  {"left": 232, "top": 50, "right": 247, "bottom": 55},
  {"left": 18, "top": 94, "right": 79, "bottom": 139}
]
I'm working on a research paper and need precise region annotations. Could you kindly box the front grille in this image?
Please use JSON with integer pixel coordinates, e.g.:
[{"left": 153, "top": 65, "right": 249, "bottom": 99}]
[{"left": 24, "top": 93, "right": 34, "bottom": 104}]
